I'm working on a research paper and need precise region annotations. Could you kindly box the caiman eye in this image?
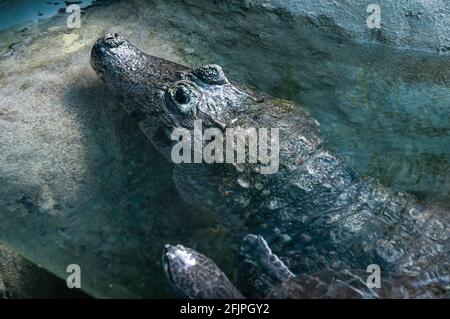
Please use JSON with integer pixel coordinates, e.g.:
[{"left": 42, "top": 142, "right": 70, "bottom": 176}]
[
  {"left": 193, "top": 64, "right": 228, "bottom": 85},
  {"left": 174, "top": 87, "right": 190, "bottom": 104},
  {"left": 168, "top": 81, "right": 200, "bottom": 114}
]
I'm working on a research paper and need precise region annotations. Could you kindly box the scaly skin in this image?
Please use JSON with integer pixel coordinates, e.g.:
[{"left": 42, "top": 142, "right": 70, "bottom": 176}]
[
  {"left": 162, "top": 238, "right": 449, "bottom": 299},
  {"left": 91, "top": 34, "right": 449, "bottom": 293}
]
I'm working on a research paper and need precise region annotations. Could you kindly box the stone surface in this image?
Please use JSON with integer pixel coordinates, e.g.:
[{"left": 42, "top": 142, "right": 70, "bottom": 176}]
[
  {"left": 0, "top": 1, "right": 230, "bottom": 298},
  {"left": 0, "top": 244, "right": 89, "bottom": 298},
  {"left": 239, "top": 0, "right": 450, "bottom": 53}
]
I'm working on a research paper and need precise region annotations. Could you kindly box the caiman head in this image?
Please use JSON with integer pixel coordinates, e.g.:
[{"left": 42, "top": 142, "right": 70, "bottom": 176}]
[
  {"left": 91, "top": 33, "right": 262, "bottom": 160},
  {"left": 162, "top": 244, "right": 244, "bottom": 299}
]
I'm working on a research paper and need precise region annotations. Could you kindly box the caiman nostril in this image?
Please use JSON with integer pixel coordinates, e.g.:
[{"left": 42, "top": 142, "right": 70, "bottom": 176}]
[{"left": 103, "top": 33, "right": 123, "bottom": 48}]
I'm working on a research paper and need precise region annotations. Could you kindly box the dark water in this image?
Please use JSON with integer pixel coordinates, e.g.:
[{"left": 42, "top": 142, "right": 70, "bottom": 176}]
[{"left": 0, "top": 0, "right": 448, "bottom": 298}]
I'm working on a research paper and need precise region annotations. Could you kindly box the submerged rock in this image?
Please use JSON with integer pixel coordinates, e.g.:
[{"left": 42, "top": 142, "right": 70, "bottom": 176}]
[{"left": 0, "top": 243, "right": 88, "bottom": 298}]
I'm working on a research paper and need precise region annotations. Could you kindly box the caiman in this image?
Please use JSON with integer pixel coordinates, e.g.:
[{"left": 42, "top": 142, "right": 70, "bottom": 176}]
[{"left": 90, "top": 33, "right": 449, "bottom": 297}]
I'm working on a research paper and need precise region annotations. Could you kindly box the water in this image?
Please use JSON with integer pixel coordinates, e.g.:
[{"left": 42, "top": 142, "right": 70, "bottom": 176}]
[
  {"left": 0, "top": 0, "right": 94, "bottom": 30},
  {"left": 0, "top": 0, "right": 448, "bottom": 298}
]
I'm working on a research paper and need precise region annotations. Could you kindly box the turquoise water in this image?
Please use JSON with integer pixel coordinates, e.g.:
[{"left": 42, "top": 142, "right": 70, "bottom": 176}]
[{"left": 0, "top": 0, "right": 93, "bottom": 30}]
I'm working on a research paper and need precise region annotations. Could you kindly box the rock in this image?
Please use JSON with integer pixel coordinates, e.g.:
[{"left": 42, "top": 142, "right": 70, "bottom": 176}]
[{"left": 0, "top": 243, "right": 88, "bottom": 298}]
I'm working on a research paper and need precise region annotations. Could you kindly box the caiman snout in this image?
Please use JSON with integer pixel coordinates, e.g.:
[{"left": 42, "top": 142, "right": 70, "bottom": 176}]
[{"left": 90, "top": 32, "right": 136, "bottom": 77}]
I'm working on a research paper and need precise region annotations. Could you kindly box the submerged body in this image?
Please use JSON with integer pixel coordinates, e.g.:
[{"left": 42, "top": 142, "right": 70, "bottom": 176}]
[
  {"left": 163, "top": 238, "right": 448, "bottom": 299},
  {"left": 91, "top": 33, "right": 449, "bottom": 297}
]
